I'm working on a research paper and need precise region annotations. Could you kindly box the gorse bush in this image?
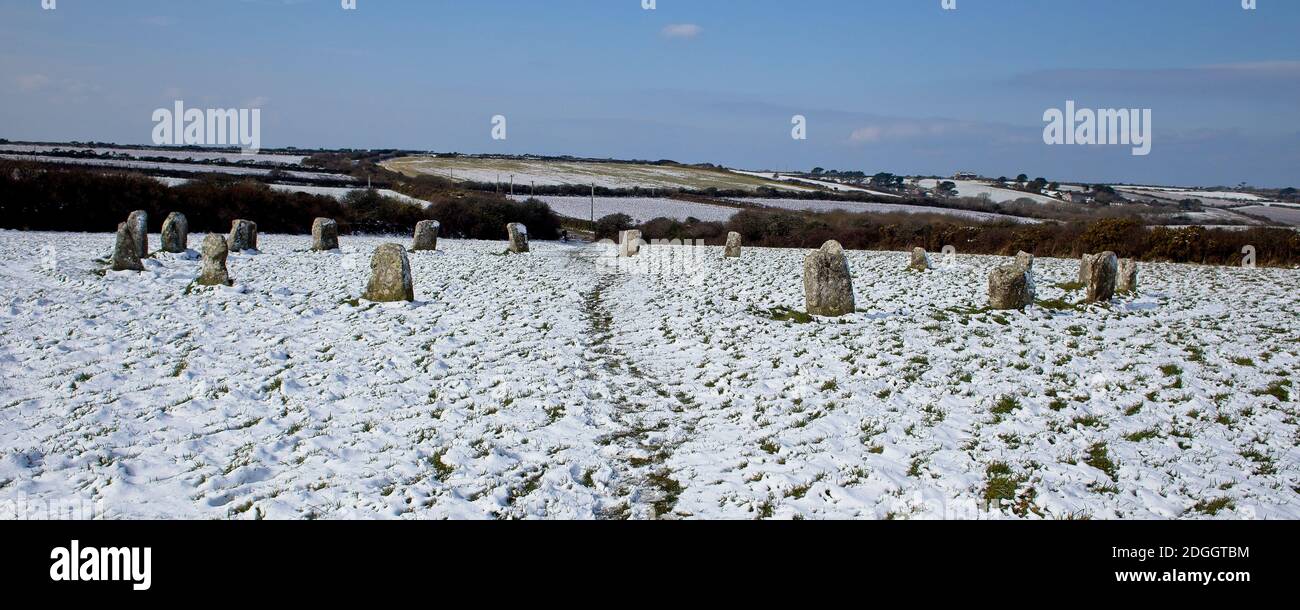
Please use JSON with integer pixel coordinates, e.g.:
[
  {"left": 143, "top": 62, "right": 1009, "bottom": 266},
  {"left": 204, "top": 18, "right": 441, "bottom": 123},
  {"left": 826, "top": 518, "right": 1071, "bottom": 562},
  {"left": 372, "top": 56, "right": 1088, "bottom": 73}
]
[
  {"left": 0, "top": 162, "right": 561, "bottom": 241},
  {"left": 631, "top": 208, "right": 1300, "bottom": 267}
]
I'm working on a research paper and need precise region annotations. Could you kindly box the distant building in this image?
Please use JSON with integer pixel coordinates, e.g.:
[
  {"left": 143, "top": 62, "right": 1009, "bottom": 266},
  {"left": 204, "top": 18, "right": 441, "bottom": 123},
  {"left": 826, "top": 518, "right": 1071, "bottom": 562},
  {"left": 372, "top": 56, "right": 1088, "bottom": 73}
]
[
  {"left": 953, "top": 171, "right": 978, "bottom": 180},
  {"left": 1067, "top": 191, "right": 1093, "bottom": 204}
]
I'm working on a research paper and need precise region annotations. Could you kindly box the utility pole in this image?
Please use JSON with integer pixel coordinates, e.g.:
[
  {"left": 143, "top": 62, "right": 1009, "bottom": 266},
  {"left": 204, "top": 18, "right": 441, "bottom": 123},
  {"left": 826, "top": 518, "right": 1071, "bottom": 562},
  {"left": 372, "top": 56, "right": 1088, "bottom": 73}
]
[{"left": 590, "top": 182, "right": 595, "bottom": 225}]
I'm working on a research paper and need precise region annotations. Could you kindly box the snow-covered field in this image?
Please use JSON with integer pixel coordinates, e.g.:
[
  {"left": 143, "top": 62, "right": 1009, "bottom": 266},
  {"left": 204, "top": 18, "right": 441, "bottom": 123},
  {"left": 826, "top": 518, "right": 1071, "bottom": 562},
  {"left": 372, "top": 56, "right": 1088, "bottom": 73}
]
[
  {"left": 728, "top": 170, "right": 900, "bottom": 197},
  {"left": 384, "top": 156, "right": 805, "bottom": 192},
  {"left": 730, "top": 198, "right": 1042, "bottom": 224},
  {"left": 1237, "top": 205, "right": 1300, "bottom": 227},
  {"left": 150, "top": 179, "right": 431, "bottom": 207},
  {"left": 510, "top": 195, "right": 740, "bottom": 223},
  {"left": 264, "top": 184, "right": 431, "bottom": 208},
  {"left": 0, "top": 144, "right": 306, "bottom": 165},
  {"left": 0, "top": 154, "right": 351, "bottom": 182},
  {"left": 918, "top": 179, "right": 1063, "bottom": 205},
  {"left": 0, "top": 230, "right": 1296, "bottom": 520}
]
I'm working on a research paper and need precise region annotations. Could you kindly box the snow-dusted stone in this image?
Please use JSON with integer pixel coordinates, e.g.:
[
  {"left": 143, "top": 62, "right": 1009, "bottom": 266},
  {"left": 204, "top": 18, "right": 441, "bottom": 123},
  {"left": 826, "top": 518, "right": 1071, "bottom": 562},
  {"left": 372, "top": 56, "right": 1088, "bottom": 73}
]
[
  {"left": 619, "top": 229, "right": 642, "bottom": 257},
  {"left": 1086, "top": 252, "right": 1119, "bottom": 303},
  {"left": 161, "top": 212, "right": 188, "bottom": 253},
  {"left": 1117, "top": 258, "right": 1138, "bottom": 294},
  {"left": 126, "top": 210, "right": 148, "bottom": 258},
  {"left": 908, "top": 247, "right": 931, "bottom": 271},
  {"left": 1079, "top": 253, "right": 1099, "bottom": 285},
  {"left": 197, "top": 234, "right": 232, "bottom": 286},
  {"left": 312, "top": 218, "right": 339, "bottom": 251},
  {"left": 110, "top": 222, "right": 144, "bottom": 272},
  {"left": 724, "top": 232, "right": 742, "bottom": 258},
  {"left": 803, "top": 240, "right": 855, "bottom": 317},
  {"left": 988, "top": 264, "right": 1033, "bottom": 310},
  {"left": 412, "top": 220, "right": 439, "bottom": 251},
  {"left": 362, "top": 243, "right": 414, "bottom": 302},
  {"left": 507, "top": 223, "right": 529, "bottom": 253},
  {"left": 1015, "top": 251, "right": 1034, "bottom": 272},
  {"left": 227, "top": 219, "right": 258, "bottom": 253}
]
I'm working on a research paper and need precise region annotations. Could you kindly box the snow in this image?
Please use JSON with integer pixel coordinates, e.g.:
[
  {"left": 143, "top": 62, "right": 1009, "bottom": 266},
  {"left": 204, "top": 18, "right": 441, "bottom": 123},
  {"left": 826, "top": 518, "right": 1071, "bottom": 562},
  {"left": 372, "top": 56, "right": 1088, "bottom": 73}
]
[
  {"left": 1117, "top": 187, "right": 1271, "bottom": 203},
  {"left": 0, "top": 230, "right": 1296, "bottom": 519},
  {"left": 0, "top": 144, "right": 306, "bottom": 165},
  {"left": 385, "top": 157, "right": 797, "bottom": 192},
  {"left": 918, "top": 179, "right": 1063, "bottom": 205},
  {"left": 0, "top": 154, "right": 353, "bottom": 182},
  {"left": 149, "top": 179, "right": 428, "bottom": 207},
  {"left": 264, "top": 184, "right": 431, "bottom": 208},
  {"left": 729, "top": 198, "right": 1042, "bottom": 224},
  {"left": 728, "top": 170, "right": 900, "bottom": 197},
  {"left": 511, "top": 196, "right": 739, "bottom": 223}
]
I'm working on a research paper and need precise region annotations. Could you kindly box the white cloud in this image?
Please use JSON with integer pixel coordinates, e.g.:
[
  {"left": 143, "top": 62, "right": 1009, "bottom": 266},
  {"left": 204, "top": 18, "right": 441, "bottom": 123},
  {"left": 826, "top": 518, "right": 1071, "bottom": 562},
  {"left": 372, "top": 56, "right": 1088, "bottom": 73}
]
[{"left": 661, "top": 24, "right": 702, "bottom": 39}]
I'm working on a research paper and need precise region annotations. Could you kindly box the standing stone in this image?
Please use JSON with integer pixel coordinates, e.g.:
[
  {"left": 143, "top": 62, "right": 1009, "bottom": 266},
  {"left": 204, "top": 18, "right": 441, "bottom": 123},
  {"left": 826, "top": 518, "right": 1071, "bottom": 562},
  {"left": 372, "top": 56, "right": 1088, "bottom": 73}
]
[
  {"left": 412, "top": 220, "right": 440, "bottom": 251},
  {"left": 126, "top": 210, "right": 148, "bottom": 258},
  {"left": 197, "top": 234, "right": 232, "bottom": 286},
  {"left": 161, "top": 212, "right": 188, "bottom": 253},
  {"left": 1015, "top": 251, "right": 1034, "bottom": 272},
  {"left": 1078, "top": 253, "right": 1099, "bottom": 284},
  {"left": 1086, "top": 252, "right": 1119, "bottom": 303},
  {"left": 227, "top": 219, "right": 258, "bottom": 252},
  {"left": 619, "top": 229, "right": 642, "bottom": 257},
  {"left": 803, "top": 240, "right": 855, "bottom": 317},
  {"left": 507, "top": 223, "right": 529, "bottom": 254},
  {"left": 362, "top": 243, "right": 415, "bottom": 302},
  {"left": 988, "top": 265, "right": 1034, "bottom": 310},
  {"left": 724, "top": 232, "right": 742, "bottom": 258},
  {"left": 1117, "top": 258, "right": 1138, "bottom": 293},
  {"left": 110, "top": 222, "right": 144, "bottom": 272},
  {"left": 312, "top": 218, "right": 339, "bottom": 251},
  {"left": 908, "top": 247, "right": 931, "bottom": 271}
]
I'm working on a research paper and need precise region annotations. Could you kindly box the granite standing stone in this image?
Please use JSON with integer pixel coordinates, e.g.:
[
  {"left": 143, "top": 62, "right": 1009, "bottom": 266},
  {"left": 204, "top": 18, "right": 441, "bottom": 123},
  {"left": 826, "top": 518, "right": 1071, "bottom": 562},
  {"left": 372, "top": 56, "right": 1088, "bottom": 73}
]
[
  {"left": 803, "top": 240, "right": 855, "bottom": 317},
  {"left": 227, "top": 219, "right": 258, "bottom": 252},
  {"left": 362, "top": 243, "right": 415, "bottom": 302},
  {"left": 619, "top": 229, "right": 642, "bottom": 257},
  {"left": 161, "top": 212, "right": 188, "bottom": 253},
  {"left": 507, "top": 223, "right": 529, "bottom": 253},
  {"left": 197, "top": 234, "right": 232, "bottom": 286},
  {"left": 412, "top": 220, "right": 440, "bottom": 251},
  {"left": 111, "top": 222, "right": 144, "bottom": 272},
  {"left": 724, "top": 232, "right": 742, "bottom": 258},
  {"left": 126, "top": 210, "right": 148, "bottom": 258},
  {"left": 1117, "top": 258, "right": 1138, "bottom": 293},
  {"left": 1086, "top": 252, "right": 1119, "bottom": 303},
  {"left": 909, "top": 247, "right": 931, "bottom": 271},
  {"left": 312, "top": 218, "right": 339, "bottom": 251},
  {"left": 988, "top": 265, "right": 1033, "bottom": 310}
]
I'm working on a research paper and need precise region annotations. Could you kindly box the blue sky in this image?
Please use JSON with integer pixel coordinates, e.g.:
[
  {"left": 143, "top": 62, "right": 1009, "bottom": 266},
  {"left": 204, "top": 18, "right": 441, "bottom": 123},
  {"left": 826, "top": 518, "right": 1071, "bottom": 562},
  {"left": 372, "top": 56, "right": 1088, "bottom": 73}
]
[{"left": 1, "top": 0, "right": 1297, "bottom": 186}]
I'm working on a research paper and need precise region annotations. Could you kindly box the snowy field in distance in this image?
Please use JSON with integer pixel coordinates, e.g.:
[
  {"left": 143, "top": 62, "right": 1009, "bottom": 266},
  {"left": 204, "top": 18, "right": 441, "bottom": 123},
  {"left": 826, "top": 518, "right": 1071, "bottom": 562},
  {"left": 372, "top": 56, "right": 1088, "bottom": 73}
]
[
  {"left": 511, "top": 195, "right": 739, "bottom": 223},
  {"left": 0, "top": 230, "right": 1297, "bottom": 519},
  {"left": 0, "top": 144, "right": 306, "bottom": 165},
  {"left": 918, "top": 179, "right": 1062, "bottom": 205},
  {"left": 728, "top": 170, "right": 900, "bottom": 197},
  {"left": 384, "top": 156, "right": 807, "bottom": 192},
  {"left": 729, "top": 198, "right": 1042, "bottom": 224},
  {"left": 0, "top": 154, "right": 352, "bottom": 182}
]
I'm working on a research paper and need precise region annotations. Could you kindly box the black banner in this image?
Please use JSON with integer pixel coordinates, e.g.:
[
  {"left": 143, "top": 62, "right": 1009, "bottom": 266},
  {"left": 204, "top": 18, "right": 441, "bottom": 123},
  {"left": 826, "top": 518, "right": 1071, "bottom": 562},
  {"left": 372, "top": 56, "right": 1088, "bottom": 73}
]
[{"left": 0, "top": 520, "right": 1289, "bottom": 599}]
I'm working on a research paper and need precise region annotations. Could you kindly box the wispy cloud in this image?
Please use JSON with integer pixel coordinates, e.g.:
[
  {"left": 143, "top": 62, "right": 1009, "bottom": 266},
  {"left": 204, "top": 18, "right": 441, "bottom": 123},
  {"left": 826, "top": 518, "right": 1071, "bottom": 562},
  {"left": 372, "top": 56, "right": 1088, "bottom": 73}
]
[
  {"left": 1008, "top": 60, "right": 1300, "bottom": 97},
  {"left": 661, "top": 23, "right": 702, "bottom": 39}
]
